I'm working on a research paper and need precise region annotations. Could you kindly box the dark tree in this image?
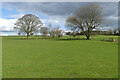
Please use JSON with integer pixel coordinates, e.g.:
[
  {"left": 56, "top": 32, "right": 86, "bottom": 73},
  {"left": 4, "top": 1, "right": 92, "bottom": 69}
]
[{"left": 66, "top": 4, "right": 103, "bottom": 40}]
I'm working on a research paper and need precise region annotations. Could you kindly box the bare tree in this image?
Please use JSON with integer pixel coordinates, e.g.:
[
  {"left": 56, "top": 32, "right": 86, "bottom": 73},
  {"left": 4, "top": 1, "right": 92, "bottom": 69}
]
[
  {"left": 50, "top": 25, "right": 62, "bottom": 38},
  {"left": 14, "top": 14, "right": 43, "bottom": 39},
  {"left": 54, "top": 25, "right": 63, "bottom": 38},
  {"left": 47, "top": 23, "right": 52, "bottom": 36},
  {"left": 108, "top": 29, "right": 113, "bottom": 35},
  {"left": 47, "top": 24, "right": 62, "bottom": 38},
  {"left": 66, "top": 4, "right": 103, "bottom": 40},
  {"left": 40, "top": 27, "right": 48, "bottom": 38}
]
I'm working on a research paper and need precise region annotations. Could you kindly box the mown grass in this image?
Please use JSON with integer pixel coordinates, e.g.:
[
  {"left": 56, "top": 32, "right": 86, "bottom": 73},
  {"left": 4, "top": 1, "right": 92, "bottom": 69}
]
[{"left": 2, "top": 35, "right": 118, "bottom": 78}]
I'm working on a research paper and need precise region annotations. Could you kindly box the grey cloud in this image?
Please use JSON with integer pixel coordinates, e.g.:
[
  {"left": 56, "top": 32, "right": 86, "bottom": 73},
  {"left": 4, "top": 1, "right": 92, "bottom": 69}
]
[
  {"left": 2, "top": 2, "right": 118, "bottom": 30},
  {"left": 3, "top": 2, "right": 118, "bottom": 17},
  {"left": 1, "top": 0, "right": 119, "bottom": 2}
]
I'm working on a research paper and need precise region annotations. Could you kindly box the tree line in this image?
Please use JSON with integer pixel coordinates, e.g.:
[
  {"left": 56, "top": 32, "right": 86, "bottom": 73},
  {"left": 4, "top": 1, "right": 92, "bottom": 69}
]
[
  {"left": 66, "top": 28, "right": 120, "bottom": 37},
  {"left": 14, "top": 4, "right": 118, "bottom": 40}
]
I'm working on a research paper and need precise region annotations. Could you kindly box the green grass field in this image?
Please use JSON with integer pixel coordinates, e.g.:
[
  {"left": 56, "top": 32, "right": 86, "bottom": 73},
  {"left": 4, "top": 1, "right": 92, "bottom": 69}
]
[{"left": 2, "top": 35, "right": 118, "bottom": 78}]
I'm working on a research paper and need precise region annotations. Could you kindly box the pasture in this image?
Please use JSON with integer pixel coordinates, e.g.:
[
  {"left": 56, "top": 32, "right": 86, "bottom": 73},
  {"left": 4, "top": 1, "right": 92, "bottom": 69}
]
[{"left": 2, "top": 35, "right": 118, "bottom": 78}]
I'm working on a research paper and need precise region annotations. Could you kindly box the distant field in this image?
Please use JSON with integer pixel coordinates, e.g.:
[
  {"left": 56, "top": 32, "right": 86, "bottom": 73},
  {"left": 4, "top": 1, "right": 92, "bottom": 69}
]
[{"left": 2, "top": 35, "right": 118, "bottom": 78}]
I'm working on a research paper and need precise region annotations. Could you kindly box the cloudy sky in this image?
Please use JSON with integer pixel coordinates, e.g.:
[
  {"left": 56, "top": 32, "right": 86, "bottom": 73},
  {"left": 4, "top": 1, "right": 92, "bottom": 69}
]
[{"left": 0, "top": 2, "right": 118, "bottom": 36}]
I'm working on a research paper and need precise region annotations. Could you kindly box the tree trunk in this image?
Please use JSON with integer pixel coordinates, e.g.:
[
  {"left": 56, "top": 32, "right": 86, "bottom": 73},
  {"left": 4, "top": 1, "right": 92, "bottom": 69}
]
[
  {"left": 27, "top": 33, "right": 29, "bottom": 39},
  {"left": 86, "top": 29, "right": 90, "bottom": 40},
  {"left": 86, "top": 35, "right": 90, "bottom": 40}
]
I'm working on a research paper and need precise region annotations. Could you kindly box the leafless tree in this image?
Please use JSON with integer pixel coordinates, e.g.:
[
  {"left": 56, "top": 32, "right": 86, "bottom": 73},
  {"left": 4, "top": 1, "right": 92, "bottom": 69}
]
[
  {"left": 52, "top": 25, "right": 62, "bottom": 38},
  {"left": 14, "top": 14, "right": 43, "bottom": 39},
  {"left": 66, "top": 4, "right": 103, "bottom": 39},
  {"left": 40, "top": 27, "right": 48, "bottom": 38},
  {"left": 47, "top": 24, "right": 62, "bottom": 38},
  {"left": 47, "top": 23, "right": 52, "bottom": 36},
  {"left": 108, "top": 29, "right": 113, "bottom": 35}
]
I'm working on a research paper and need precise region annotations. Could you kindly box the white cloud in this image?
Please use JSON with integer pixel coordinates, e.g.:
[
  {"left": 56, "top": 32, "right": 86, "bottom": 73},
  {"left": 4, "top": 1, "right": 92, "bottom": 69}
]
[
  {"left": 41, "top": 18, "right": 61, "bottom": 25},
  {"left": 47, "top": 19, "right": 60, "bottom": 24},
  {"left": 2, "top": 2, "right": 118, "bottom": 31},
  {"left": 0, "top": 32, "right": 8, "bottom": 36},
  {"left": 0, "top": 18, "right": 17, "bottom": 31}
]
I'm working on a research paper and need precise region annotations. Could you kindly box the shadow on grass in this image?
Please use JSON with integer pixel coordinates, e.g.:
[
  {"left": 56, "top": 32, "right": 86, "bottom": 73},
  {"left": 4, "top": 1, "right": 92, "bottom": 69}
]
[
  {"left": 4, "top": 37, "right": 88, "bottom": 41},
  {"left": 53, "top": 38, "right": 88, "bottom": 41},
  {"left": 4, "top": 38, "right": 41, "bottom": 40}
]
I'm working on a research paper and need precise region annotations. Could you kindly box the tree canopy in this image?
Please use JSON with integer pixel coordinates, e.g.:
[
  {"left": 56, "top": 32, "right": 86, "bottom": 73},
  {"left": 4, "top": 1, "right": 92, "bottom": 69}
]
[
  {"left": 66, "top": 4, "right": 103, "bottom": 39},
  {"left": 14, "top": 14, "right": 43, "bottom": 39}
]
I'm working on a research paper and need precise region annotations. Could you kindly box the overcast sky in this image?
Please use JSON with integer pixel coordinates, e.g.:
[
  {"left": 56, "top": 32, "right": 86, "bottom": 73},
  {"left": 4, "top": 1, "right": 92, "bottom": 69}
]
[{"left": 0, "top": 2, "right": 118, "bottom": 36}]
